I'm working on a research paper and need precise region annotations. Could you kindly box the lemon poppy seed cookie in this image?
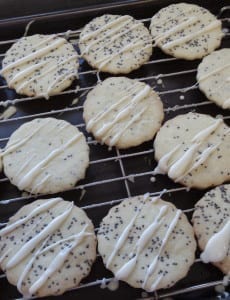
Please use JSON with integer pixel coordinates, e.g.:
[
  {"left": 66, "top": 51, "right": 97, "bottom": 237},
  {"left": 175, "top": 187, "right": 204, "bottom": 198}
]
[
  {"left": 97, "top": 194, "right": 196, "bottom": 292},
  {"left": 83, "top": 77, "right": 164, "bottom": 149},
  {"left": 79, "top": 14, "right": 153, "bottom": 74},
  {"left": 2, "top": 118, "right": 89, "bottom": 194},
  {"left": 153, "top": 113, "right": 230, "bottom": 189},
  {"left": 1, "top": 34, "right": 79, "bottom": 98},
  {"left": 192, "top": 185, "right": 230, "bottom": 274},
  {"left": 150, "top": 3, "right": 223, "bottom": 60},
  {"left": 197, "top": 49, "right": 230, "bottom": 109},
  {"left": 0, "top": 198, "right": 97, "bottom": 298}
]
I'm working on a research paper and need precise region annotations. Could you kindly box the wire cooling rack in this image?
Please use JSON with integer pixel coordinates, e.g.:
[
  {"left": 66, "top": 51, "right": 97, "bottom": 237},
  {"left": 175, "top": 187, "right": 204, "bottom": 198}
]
[{"left": 0, "top": 2, "right": 229, "bottom": 300}]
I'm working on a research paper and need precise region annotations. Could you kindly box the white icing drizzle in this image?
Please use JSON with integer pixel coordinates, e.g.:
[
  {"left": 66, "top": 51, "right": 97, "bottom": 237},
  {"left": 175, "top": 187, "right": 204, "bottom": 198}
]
[
  {"left": 162, "top": 20, "right": 222, "bottom": 50},
  {"left": 192, "top": 119, "right": 222, "bottom": 143},
  {"left": 95, "top": 85, "right": 151, "bottom": 138},
  {"left": 30, "top": 174, "right": 51, "bottom": 194},
  {"left": 198, "top": 62, "right": 230, "bottom": 82},
  {"left": 8, "top": 61, "right": 47, "bottom": 87},
  {"left": 29, "top": 226, "right": 90, "bottom": 295},
  {"left": 18, "top": 132, "right": 82, "bottom": 190},
  {"left": 1, "top": 119, "right": 50, "bottom": 157},
  {"left": 142, "top": 209, "right": 181, "bottom": 291},
  {"left": 86, "top": 82, "right": 141, "bottom": 131},
  {"left": 81, "top": 18, "right": 133, "bottom": 54},
  {"left": 154, "top": 119, "right": 223, "bottom": 181},
  {"left": 1, "top": 39, "right": 66, "bottom": 74},
  {"left": 106, "top": 194, "right": 153, "bottom": 268},
  {"left": 0, "top": 198, "right": 62, "bottom": 236},
  {"left": 6, "top": 202, "right": 73, "bottom": 269},
  {"left": 168, "top": 143, "right": 201, "bottom": 180},
  {"left": 108, "top": 106, "right": 148, "bottom": 146},
  {"left": 115, "top": 205, "right": 168, "bottom": 280},
  {"left": 154, "top": 16, "right": 198, "bottom": 46},
  {"left": 83, "top": 22, "right": 142, "bottom": 55},
  {"left": 80, "top": 15, "right": 130, "bottom": 42},
  {"left": 16, "top": 54, "right": 78, "bottom": 94},
  {"left": 201, "top": 220, "right": 230, "bottom": 264},
  {"left": 96, "top": 42, "right": 151, "bottom": 70}
]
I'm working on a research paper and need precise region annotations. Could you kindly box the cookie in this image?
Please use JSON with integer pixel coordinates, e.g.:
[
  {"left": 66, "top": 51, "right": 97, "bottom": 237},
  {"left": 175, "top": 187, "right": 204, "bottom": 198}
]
[
  {"left": 150, "top": 3, "right": 223, "bottom": 60},
  {"left": 0, "top": 197, "right": 97, "bottom": 298},
  {"left": 1, "top": 34, "right": 79, "bottom": 98},
  {"left": 197, "top": 48, "right": 230, "bottom": 109},
  {"left": 83, "top": 77, "right": 164, "bottom": 149},
  {"left": 192, "top": 185, "right": 230, "bottom": 274},
  {"left": 2, "top": 118, "right": 89, "bottom": 194},
  {"left": 79, "top": 14, "right": 152, "bottom": 74},
  {"left": 153, "top": 112, "right": 230, "bottom": 189},
  {"left": 97, "top": 194, "right": 196, "bottom": 292}
]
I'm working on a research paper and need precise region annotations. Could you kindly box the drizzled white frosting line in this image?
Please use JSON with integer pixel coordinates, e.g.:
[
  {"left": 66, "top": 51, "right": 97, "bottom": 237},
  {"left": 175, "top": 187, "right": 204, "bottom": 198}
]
[
  {"left": 150, "top": 273, "right": 164, "bottom": 291},
  {"left": 1, "top": 119, "right": 50, "bottom": 157},
  {"left": 1, "top": 39, "right": 66, "bottom": 74},
  {"left": 16, "top": 54, "right": 78, "bottom": 94},
  {"left": 8, "top": 61, "right": 47, "bottom": 87},
  {"left": 6, "top": 202, "right": 73, "bottom": 269},
  {"left": 18, "top": 132, "right": 82, "bottom": 190},
  {"left": 108, "top": 106, "right": 148, "bottom": 146},
  {"left": 0, "top": 198, "right": 62, "bottom": 236},
  {"left": 95, "top": 85, "right": 151, "bottom": 138},
  {"left": 85, "top": 22, "right": 143, "bottom": 56},
  {"left": 115, "top": 205, "right": 167, "bottom": 280},
  {"left": 201, "top": 220, "right": 230, "bottom": 263},
  {"left": 198, "top": 62, "right": 230, "bottom": 82},
  {"left": 86, "top": 82, "right": 141, "bottom": 131},
  {"left": 32, "top": 34, "right": 56, "bottom": 50},
  {"left": 192, "top": 119, "right": 222, "bottom": 143},
  {"left": 80, "top": 15, "right": 130, "bottom": 42},
  {"left": 81, "top": 19, "right": 133, "bottom": 54},
  {"left": 154, "top": 16, "right": 198, "bottom": 46},
  {"left": 15, "top": 155, "right": 36, "bottom": 177},
  {"left": 96, "top": 41, "right": 151, "bottom": 70},
  {"left": 29, "top": 226, "right": 90, "bottom": 295},
  {"left": 30, "top": 174, "right": 51, "bottom": 194},
  {"left": 162, "top": 20, "right": 222, "bottom": 50},
  {"left": 106, "top": 194, "right": 152, "bottom": 268},
  {"left": 168, "top": 143, "right": 201, "bottom": 180},
  {"left": 142, "top": 209, "right": 181, "bottom": 291}
]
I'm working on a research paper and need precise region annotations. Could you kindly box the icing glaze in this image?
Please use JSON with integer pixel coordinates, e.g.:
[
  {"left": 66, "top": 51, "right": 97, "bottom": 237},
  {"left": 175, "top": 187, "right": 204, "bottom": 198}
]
[
  {"left": 201, "top": 220, "right": 230, "bottom": 263},
  {"left": 18, "top": 132, "right": 82, "bottom": 190},
  {"left": 162, "top": 20, "right": 222, "bottom": 50},
  {"left": 6, "top": 202, "right": 73, "bottom": 269},
  {"left": 198, "top": 62, "right": 230, "bottom": 82}
]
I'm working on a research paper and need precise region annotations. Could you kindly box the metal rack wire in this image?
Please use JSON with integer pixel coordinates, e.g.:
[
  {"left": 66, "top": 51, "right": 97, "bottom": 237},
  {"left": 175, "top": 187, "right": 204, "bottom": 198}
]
[{"left": 0, "top": 4, "right": 229, "bottom": 300}]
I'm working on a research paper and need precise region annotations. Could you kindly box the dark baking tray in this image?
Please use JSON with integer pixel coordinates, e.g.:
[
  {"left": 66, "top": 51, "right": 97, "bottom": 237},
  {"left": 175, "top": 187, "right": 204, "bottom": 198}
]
[{"left": 0, "top": 1, "right": 229, "bottom": 299}]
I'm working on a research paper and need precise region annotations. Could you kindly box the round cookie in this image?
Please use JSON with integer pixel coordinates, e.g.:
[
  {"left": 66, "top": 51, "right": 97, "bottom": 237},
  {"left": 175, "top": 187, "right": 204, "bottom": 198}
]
[
  {"left": 97, "top": 194, "right": 196, "bottom": 292},
  {"left": 0, "top": 197, "right": 97, "bottom": 298},
  {"left": 2, "top": 118, "right": 89, "bottom": 194},
  {"left": 150, "top": 3, "right": 223, "bottom": 60},
  {"left": 1, "top": 34, "right": 79, "bottom": 98},
  {"left": 153, "top": 112, "right": 230, "bottom": 189},
  {"left": 79, "top": 14, "right": 153, "bottom": 74},
  {"left": 197, "top": 48, "right": 230, "bottom": 109},
  {"left": 83, "top": 77, "right": 164, "bottom": 149},
  {"left": 192, "top": 185, "right": 230, "bottom": 274}
]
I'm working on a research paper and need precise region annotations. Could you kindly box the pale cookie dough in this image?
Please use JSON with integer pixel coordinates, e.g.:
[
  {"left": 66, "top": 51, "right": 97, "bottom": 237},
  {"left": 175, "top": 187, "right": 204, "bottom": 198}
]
[
  {"left": 97, "top": 194, "right": 196, "bottom": 292},
  {"left": 153, "top": 112, "right": 230, "bottom": 189},
  {"left": 197, "top": 48, "right": 230, "bottom": 109},
  {"left": 150, "top": 3, "right": 223, "bottom": 60},
  {"left": 83, "top": 77, "right": 164, "bottom": 149},
  {"left": 192, "top": 185, "right": 230, "bottom": 274},
  {"left": 0, "top": 197, "right": 97, "bottom": 298},
  {"left": 1, "top": 34, "right": 79, "bottom": 98},
  {"left": 79, "top": 14, "right": 153, "bottom": 74},
  {"left": 2, "top": 118, "right": 89, "bottom": 194}
]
